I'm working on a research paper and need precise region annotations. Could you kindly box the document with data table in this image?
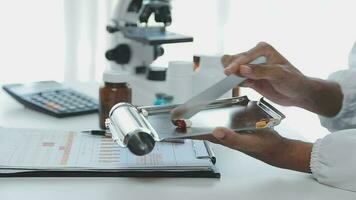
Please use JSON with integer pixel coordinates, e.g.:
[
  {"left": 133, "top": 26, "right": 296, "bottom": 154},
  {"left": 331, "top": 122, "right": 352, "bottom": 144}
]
[{"left": 0, "top": 128, "right": 219, "bottom": 177}]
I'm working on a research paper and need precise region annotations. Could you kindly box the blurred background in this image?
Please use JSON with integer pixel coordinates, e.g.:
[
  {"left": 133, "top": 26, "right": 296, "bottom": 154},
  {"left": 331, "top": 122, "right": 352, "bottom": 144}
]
[
  {"left": 1, "top": 0, "right": 355, "bottom": 83},
  {"left": 0, "top": 0, "right": 355, "bottom": 141}
]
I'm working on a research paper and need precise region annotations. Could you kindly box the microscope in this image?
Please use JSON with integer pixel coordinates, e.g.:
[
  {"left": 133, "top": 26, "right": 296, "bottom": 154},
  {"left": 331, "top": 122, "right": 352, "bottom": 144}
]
[
  {"left": 105, "top": 0, "right": 193, "bottom": 75},
  {"left": 99, "top": 0, "right": 193, "bottom": 129}
]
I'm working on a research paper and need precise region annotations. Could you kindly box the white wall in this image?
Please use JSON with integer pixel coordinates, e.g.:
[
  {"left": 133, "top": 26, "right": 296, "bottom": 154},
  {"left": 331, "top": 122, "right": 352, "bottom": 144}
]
[
  {"left": 160, "top": 0, "right": 355, "bottom": 78},
  {"left": 0, "top": 0, "right": 64, "bottom": 84},
  {"left": 222, "top": 0, "right": 355, "bottom": 79},
  {"left": 3, "top": 0, "right": 354, "bottom": 84}
]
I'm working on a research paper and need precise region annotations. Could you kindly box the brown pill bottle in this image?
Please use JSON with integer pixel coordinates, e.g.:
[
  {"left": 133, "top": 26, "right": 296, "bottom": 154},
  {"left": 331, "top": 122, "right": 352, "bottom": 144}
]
[
  {"left": 99, "top": 70, "right": 132, "bottom": 129},
  {"left": 232, "top": 86, "right": 240, "bottom": 97}
]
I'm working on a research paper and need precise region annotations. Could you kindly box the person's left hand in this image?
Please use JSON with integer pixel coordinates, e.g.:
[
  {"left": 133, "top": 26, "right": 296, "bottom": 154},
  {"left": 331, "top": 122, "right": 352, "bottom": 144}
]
[
  {"left": 195, "top": 128, "right": 312, "bottom": 172},
  {"left": 198, "top": 128, "right": 286, "bottom": 159}
]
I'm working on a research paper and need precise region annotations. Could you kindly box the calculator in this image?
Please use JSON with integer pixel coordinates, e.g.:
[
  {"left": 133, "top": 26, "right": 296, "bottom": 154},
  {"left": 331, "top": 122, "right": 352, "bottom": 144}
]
[{"left": 2, "top": 81, "right": 98, "bottom": 118}]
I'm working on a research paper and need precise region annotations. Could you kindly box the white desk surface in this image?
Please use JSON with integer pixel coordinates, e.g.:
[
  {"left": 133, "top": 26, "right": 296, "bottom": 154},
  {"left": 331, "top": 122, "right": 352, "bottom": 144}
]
[{"left": 0, "top": 83, "right": 355, "bottom": 200}]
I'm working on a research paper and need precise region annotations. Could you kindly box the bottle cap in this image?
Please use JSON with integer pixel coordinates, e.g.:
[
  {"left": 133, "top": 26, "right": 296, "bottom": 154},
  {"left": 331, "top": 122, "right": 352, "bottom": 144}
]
[
  {"left": 167, "top": 61, "right": 194, "bottom": 77},
  {"left": 103, "top": 69, "right": 130, "bottom": 83}
]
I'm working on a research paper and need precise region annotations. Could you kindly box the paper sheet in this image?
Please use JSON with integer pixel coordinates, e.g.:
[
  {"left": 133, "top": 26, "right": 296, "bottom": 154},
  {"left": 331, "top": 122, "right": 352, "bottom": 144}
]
[{"left": 0, "top": 128, "right": 213, "bottom": 171}]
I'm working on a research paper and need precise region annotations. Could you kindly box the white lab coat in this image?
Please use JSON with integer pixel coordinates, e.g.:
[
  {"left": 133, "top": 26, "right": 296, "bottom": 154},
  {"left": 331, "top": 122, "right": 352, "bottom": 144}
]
[{"left": 311, "top": 48, "right": 356, "bottom": 192}]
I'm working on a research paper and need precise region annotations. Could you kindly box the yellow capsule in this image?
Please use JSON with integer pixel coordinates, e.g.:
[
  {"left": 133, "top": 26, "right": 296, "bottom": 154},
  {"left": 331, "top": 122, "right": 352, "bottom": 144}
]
[{"left": 256, "top": 119, "right": 269, "bottom": 129}]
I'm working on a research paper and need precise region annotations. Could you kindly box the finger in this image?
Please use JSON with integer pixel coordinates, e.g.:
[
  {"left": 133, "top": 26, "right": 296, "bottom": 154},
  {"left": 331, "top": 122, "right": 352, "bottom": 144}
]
[
  {"left": 239, "top": 64, "right": 284, "bottom": 80},
  {"left": 212, "top": 127, "right": 241, "bottom": 150},
  {"left": 224, "top": 42, "right": 274, "bottom": 75},
  {"left": 221, "top": 53, "right": 245, "bottom": 68},
  {"left": 221, "top": 55, "right": 235, "bottom": 67}
]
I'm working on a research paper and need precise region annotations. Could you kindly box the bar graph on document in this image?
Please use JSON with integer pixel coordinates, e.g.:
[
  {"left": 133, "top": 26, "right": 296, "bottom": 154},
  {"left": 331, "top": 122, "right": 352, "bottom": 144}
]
[
  {"left": 68, "top": 133, "right": 209, "bottom": 169},
  {"left": 69, "top": 134, "right": 188, "bottom": 169}
]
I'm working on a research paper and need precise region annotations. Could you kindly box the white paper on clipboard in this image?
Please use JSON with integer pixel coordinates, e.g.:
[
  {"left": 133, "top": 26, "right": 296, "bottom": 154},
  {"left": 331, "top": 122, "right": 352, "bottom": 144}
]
[{"left": 0, "top": 128, "right": 216, "bottom": 172}]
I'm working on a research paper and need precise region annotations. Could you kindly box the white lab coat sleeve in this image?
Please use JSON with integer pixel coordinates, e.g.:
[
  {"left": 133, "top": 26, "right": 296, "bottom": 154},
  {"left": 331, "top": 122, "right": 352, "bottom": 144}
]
[
  {"left": 310, "top": 129, "right": 356, "bottom": 192},
  {"left": 312, "top": 68, "right": 356, "bottom": 191},
  {"left": 319, "top": 69, "right": 356, "bottom": 132}
]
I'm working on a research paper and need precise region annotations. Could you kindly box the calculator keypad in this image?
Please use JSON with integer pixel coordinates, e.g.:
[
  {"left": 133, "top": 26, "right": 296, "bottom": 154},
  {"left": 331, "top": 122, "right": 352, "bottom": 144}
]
[{"left": 25, "top": 90, "right": 98, "bottom": 115}]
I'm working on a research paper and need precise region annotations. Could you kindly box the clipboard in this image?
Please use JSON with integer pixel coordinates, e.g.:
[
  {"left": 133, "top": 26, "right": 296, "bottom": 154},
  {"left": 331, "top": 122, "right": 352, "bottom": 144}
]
[{"left": 0, "top": 128, "right": 220, "bottom": 178}]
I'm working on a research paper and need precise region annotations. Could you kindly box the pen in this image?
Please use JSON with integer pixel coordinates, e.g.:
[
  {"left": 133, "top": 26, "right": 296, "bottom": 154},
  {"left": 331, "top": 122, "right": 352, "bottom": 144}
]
[
  {"left": 81, "top": 130, "right": 185, "bottom": 143},
  {"left": 81, "top": 130, "right": 111, "bottom": 137}
]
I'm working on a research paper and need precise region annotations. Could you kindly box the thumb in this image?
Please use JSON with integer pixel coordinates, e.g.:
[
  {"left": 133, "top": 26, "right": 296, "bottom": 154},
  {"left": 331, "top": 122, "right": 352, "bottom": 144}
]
[{"left": 212, "top": 127, "right": 241, "bottom": 150}]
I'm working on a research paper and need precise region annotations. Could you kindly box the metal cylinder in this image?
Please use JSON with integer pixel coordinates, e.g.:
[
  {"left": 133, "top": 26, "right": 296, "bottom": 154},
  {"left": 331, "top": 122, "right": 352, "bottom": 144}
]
[{"left": 106, "top": 103, "right": 155, "bottom": 156}]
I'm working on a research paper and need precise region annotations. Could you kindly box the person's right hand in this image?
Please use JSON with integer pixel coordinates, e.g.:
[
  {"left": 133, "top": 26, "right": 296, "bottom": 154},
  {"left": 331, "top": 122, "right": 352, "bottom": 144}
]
[
  {"left": 222, "top": 42, "right": 310, "bottom": 107},
  {"left": 222, "top": 42, "right": 343, "bottom": 117}
]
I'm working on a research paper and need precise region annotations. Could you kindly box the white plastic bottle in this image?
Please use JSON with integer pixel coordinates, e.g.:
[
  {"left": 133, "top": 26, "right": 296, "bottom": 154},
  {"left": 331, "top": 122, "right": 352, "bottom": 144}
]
[
  {"left": 166, "top": 61, "right": 194, "bottom": 104},
  {"left": 193, "top": 55, "right": 231, "bottom": 98}
]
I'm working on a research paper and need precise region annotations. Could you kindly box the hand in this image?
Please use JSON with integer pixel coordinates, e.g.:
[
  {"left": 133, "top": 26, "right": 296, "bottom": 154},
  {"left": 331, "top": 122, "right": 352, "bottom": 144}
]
[
  {"left": 197, "top": 127, "right": 312, "bottom": 173},
  {"left": 222, "top": 42, "right": 343, "bottom": 117},
  {"left": 222, "top": 42, "right": 309, "bottom": 107}
]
